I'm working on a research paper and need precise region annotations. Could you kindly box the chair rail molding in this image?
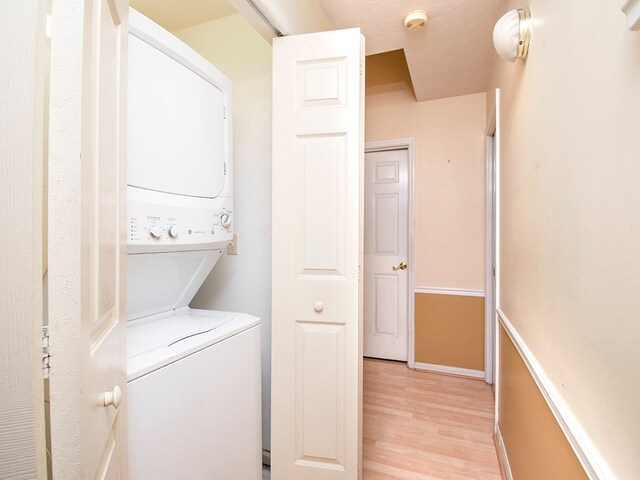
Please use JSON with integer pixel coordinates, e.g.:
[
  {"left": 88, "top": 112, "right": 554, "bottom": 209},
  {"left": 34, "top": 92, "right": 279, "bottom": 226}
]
[
  {"left": 497, "top": 308, "right": 612, "bottom": 480},
  {"left": 414, "top": 286, "right": 485, "bottom": 297}
]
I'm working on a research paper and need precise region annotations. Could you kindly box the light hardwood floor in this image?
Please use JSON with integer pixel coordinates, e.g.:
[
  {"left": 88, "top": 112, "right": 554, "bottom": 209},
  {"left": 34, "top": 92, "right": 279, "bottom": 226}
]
[{"left": 363, "top": 358, "right": 502, "bottom": 480}]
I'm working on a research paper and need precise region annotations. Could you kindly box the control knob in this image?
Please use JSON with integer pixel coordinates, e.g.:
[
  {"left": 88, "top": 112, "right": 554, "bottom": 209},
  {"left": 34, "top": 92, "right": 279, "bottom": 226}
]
[
  {"left": 220, "top": 213, "right": 231, "bottom": 229},
  {"left": 149, "top": 226, "right": 162, "bottom": 239},
  {"left": 168, "top": 226, "right": 179, "bottom": 239}
]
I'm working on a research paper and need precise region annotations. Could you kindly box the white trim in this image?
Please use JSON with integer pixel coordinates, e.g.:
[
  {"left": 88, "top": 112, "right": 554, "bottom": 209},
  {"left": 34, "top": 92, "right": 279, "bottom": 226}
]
[
  {"left": 246, "top": 0, "right": 299, "bottom": 35},
  {"left": 485, "top": 102, "right": 497, "bottom": 385},
  {"left": 414, "top": 286, "right": 485, "bottom": 297},
  {"left": 414, "top": 362, "right": 484, "bottom": 379},
  {"left": 493, "top": 87, "right": 502, "bottom": 426},
  {"left": 365, "top": 138, "right": 416, "bottom": 369},
  {"left": 494, "top": 425, "right": 513, "bottom": 480},
  {"left": 497, "top": 308, "right": 612, "bottom": 480}
]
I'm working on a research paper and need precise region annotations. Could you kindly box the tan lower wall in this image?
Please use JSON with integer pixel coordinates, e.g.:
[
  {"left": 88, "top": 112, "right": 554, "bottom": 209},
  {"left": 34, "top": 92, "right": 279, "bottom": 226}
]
[
  {"left": 414, "top": 293, "right": 484, "bottom": 371},
  {"left": 498, "top": 325, "right": 587, "bottom": 479}
]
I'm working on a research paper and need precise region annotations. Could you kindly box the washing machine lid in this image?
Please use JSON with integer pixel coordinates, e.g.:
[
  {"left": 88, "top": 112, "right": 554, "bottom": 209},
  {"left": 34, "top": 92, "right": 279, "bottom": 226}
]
[
  {"left": 127, "top": 308, "right": 260, "bottom": 381},
  {"left": 128, "top": 308, "right": 234, "bottom": 359},
  {"left": 127, "top": 249, "right": 222, "bottom": 321},
  {"left": 127, "top": 19, "right": 228, "bottom": 199}
]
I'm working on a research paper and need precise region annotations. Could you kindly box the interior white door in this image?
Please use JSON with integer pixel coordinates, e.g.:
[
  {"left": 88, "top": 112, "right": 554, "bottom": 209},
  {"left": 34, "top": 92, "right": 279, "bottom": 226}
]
[
  {"left": 48, "top": 0, "right": 128, "bottom": 478},
  {"left": 271, "top": 28, "right": 364, "bottom": 480},
  {"left": 363, "top": 149, "right": 409, "bottom": 361}
]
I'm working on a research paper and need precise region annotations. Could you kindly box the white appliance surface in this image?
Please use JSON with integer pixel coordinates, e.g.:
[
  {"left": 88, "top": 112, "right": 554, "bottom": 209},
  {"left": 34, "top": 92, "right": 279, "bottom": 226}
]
[
  {"left": 127, "top": 250, "right": 222, "bottom": 321},
  {"left": 127, "top": 307, "right": 259, "bottom": 381},
  {"left": 128, "top": 17, "right": 227, "bottom": 199},
  {"left": 127, "top": 311, "right": 262, "bottom": 480},
  {"left": 127, "top": 8, "right": 233, "bottom": 254},
  {"left": 126, "top": 9, "right": 260, "bottom": 480}
]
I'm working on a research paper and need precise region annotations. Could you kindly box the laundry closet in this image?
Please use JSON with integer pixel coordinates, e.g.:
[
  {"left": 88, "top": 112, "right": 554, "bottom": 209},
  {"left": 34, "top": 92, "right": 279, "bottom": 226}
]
[{"left": 125, "top": 7, "right": 269, "bottom": 479}]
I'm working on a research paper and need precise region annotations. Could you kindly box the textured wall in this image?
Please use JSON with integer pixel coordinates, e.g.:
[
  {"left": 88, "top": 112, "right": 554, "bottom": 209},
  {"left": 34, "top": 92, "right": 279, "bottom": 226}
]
[
  {"left": 415, "top": 294, "right": 485, "bottom": 371},
  {"left": 0, "top": 1, "right": 47, "bottom": 478},
  {"left": 491, "top": 0, "right": 640, "bottom": 477},
  {"left": 366, "top": 72, "right": 486, "bottom": 290}
]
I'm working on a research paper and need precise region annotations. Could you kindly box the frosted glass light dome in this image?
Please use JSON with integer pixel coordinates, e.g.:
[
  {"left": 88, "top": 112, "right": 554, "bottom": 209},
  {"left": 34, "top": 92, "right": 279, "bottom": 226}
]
[{"left": 493, "top": 8, "right": 532, "bottom": 62}]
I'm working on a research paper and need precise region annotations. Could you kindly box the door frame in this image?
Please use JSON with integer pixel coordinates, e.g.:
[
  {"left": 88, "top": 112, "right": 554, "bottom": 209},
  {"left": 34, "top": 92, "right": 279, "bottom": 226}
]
[
  {"left": 485, "top": 88, "right": 500, "bottom": 387},
  {"left": 364, "top": 138, "right": 416, "bottom": 369}
]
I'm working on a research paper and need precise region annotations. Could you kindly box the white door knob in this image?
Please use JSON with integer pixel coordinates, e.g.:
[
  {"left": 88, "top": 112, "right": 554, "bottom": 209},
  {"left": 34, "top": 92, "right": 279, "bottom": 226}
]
[
  {"left": 103, "top": 385, "right": 122, "bottom": 409},
  {"left": 314, "top": 301, "right": 324, "bottom": 313},
  {"left": 149, "top": 226, "right": 162, "bottom": 239},
  {"left": 168, "top": 225, "right": 179, "bottom": 238}
]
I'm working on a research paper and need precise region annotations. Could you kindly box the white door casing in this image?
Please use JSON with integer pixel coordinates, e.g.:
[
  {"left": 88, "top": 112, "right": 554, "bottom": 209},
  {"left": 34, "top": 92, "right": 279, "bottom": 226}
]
[
  {"left": 271, "top": 28, "right": 364, "bottom": 479},
  {"left": 363, "top": 149, "right": 409, "bottom": 362},
  {"left": 48, "top": 0, "right": 128, "bottom": 478}
]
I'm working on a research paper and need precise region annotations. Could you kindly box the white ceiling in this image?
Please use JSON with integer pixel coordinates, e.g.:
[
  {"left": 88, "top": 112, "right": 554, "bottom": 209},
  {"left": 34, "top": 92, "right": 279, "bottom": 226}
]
[
  {"left": 130, "top": 0, "right": 236, "bottom": 32},
  {"left": 319, "top": 0, "right": 504, "bottom": 102},
  {"left": 130, "top": 0, "right": 504, "bottom": 102}
]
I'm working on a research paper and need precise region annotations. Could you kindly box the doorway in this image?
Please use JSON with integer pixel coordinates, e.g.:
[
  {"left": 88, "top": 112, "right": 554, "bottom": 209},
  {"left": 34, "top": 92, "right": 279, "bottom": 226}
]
[{"left": 363, "top": 139, "right": 415, "bottom": 367}]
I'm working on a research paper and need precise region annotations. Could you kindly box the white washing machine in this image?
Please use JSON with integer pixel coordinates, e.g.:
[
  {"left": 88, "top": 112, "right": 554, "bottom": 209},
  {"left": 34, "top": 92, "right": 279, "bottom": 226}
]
[
  {"left": 126, "top": 9, "right": 261, "bottom": 480},
  {"left": 127, "top": 306, "right": 261, "bottom": 480}
]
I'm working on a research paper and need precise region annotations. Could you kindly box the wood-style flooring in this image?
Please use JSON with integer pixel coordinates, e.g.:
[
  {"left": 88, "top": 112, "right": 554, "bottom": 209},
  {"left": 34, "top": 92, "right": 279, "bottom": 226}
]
[{"left": 363, "top": 358, "right": 501, "bottom": 480}]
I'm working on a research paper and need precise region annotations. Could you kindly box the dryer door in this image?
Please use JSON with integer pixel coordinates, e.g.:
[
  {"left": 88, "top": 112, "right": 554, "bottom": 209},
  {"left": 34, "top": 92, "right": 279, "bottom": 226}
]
[{"left": 128, "top": 33, "right": 226, "bottom": 199}]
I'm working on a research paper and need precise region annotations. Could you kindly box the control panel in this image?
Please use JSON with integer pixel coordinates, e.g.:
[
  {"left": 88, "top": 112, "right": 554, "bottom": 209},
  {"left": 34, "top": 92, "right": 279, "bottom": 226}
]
[{"left": 127, "top": 190, "right": 232, "bottom": 253}]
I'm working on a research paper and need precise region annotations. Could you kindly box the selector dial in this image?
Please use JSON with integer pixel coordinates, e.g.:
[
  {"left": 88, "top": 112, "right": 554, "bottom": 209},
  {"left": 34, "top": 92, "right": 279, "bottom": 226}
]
[
  {"left": 220, "top": 213, "right": 231, "bottom": 229},
  {"left": 168, "top": 226, "right": 179, "bottom": 239},
  {"left": 149, "top": 226, "right": 162, "bottom": 239}
]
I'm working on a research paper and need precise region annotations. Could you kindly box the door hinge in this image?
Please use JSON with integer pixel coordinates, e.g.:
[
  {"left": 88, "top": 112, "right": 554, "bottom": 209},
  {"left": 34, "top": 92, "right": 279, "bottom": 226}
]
[
  {"left": 42, "top": 326, "right": 51, "bottom": 378},
  {"left": 224, "top": 162, "right": 227, "bottom": 175},
  {"left": 359, "top": 62, "right": 363, "bottom": 77}
]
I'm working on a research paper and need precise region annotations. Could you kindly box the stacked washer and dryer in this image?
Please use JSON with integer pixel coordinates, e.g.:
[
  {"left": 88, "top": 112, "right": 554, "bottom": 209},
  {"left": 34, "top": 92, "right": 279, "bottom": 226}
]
[{"left": 125, "top": 9, "right": 261, "bottom": 480}]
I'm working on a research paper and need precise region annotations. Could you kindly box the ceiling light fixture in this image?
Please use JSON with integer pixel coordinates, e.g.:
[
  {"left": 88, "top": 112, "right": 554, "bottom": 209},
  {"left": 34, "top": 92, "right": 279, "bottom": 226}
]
[
  {"left": 493, "top": 8, "right": 532, "bottom": 62},
  {"left": 404, "top": 10, "right": 428, "bottom": 32}
]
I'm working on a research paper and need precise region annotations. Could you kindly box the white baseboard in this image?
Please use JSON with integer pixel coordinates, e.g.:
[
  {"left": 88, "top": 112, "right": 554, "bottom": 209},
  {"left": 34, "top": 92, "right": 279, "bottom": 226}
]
[
  {"left": 497, "top": 308, "right": 611, "bottom": 480},
  {"left": 414, "top": 286, "right": 485, "bottom": 297},
  {"left": 494, "top": 425, "right": 513, "bottom": 480},
  {"left": 414, "top": 362, "right": 484, "bottom": 379}
]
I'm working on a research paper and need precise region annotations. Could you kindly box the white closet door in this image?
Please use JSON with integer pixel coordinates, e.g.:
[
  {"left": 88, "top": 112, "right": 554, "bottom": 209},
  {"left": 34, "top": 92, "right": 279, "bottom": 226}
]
[
  {"left": 271, "top": 28, "right": 364, "bottom": 480},
  {"left": 48, "top": 0, "right": 128, "bottom": 478}
]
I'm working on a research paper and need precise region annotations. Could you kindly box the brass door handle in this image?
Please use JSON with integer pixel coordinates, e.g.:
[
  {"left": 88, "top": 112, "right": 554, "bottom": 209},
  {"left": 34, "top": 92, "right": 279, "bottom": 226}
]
[{"left": 392, "top": 262, "right": 407, "bottom": 271}]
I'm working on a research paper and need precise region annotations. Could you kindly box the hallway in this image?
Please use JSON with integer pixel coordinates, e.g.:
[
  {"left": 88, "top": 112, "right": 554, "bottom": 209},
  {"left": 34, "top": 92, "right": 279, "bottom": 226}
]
[{"left": 363, "top": 359, "right": 501, "bottom": 479}]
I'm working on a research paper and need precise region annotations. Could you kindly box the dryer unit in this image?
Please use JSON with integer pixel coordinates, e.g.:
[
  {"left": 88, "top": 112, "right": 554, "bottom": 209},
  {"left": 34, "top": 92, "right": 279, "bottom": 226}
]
[{"left": 126, "top": 9, "right": 261, "bottom": 480}]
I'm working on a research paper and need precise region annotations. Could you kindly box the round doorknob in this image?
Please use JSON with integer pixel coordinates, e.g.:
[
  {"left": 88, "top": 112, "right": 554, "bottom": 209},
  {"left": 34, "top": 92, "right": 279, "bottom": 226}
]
[
  {"left": 392, "top": 262, "right": 408, "bottom": 271},
  {"left": 103, "top": 385, "right": 122, "bottom": 409},
  {"left": 314, "top": 301, "right": 324, "bottom": 313}
]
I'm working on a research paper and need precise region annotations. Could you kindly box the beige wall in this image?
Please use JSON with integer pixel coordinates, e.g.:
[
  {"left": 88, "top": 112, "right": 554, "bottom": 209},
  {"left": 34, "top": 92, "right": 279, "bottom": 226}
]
[
  {"left": 172, "top": 14, "right": 274, "bottom": 451},
  {"left": 499, "top": 326, "right": 587, "bottom": 479},
  {"left": 492, "top": 1, "right": 640, "bottom": 477},
  {"left": 415, "top": 294, "right": 484, "bottom": 371},
  {"left": 366, "top": 80, "right": 486, "bottom": 290}
]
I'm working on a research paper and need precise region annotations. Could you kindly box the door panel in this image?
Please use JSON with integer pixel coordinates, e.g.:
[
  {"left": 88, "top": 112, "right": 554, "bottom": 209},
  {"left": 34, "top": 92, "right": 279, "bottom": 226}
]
[
  {"left": 272, "top": 28, "right": 364, "bottom": 480},
  {"left": 364, "top": 149, "right": 408, "bottom": 361},
  {"left": 48, "top": 0, "right": 128, "bottom": 477}
]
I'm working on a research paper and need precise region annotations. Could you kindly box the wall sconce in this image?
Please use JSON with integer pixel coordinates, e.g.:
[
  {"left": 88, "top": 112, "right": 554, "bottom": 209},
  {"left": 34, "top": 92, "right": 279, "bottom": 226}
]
[
  {"left": 493, "top": 8, "right": 532, "bottom": 62},
  {"left": 621, "top": 0, "right": 640, "bottom": 30}
]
